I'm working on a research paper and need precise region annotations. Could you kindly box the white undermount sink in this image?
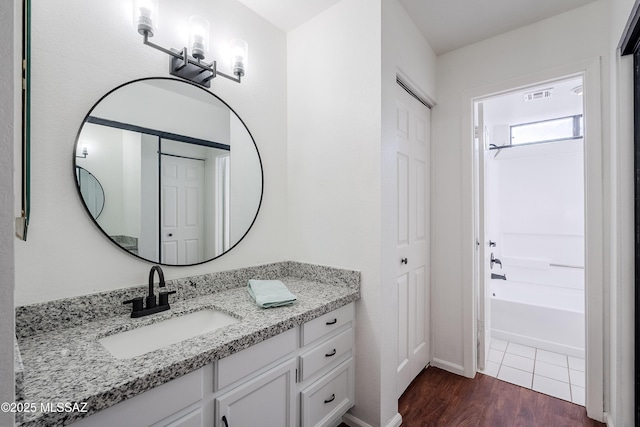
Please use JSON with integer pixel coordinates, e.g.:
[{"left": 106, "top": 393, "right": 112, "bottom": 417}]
[{"left": 99, "top": 309, "right": 239, "bottom": 359}]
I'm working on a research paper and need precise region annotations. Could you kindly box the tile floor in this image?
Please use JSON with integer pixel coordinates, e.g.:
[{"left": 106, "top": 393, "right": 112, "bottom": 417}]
[{"left": 478, "top": 338, "right": 586, "bottom": 406}]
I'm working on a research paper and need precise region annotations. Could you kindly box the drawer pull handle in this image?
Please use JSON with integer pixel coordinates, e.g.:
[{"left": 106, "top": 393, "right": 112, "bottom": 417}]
[
  {"left": 222, "top": 415, "right": 229, "bottom": 427},
  {"left": 325, "top": 348, "right": 337, "bottom": 357},
  {"left": 326, "top": 318, "right": 337, "bottom": 325},
  {"left": 324, "top": 394, "right": 336, "bottom": 404}
]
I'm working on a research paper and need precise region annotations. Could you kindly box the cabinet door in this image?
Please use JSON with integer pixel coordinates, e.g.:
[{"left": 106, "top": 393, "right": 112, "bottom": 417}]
[
  {"left": 160, "top": 408, "right": 202, "bottom": 427},
  {"left": 215, "top": 359, "right": 296, "bottom": 427}
]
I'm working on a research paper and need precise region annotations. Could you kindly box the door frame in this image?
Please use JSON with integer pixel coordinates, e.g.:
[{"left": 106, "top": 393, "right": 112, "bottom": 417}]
[
  {"left": 620, "top": 5, "right": 640, "bottom": 423},
  {"left": 461, "top": 58, "right": 604, "bottom": 421}
]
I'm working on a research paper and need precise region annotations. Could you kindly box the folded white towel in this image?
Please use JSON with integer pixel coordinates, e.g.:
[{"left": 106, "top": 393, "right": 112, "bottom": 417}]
[{"left": 247, "top": 280, "right": 297, "bottom": 308}]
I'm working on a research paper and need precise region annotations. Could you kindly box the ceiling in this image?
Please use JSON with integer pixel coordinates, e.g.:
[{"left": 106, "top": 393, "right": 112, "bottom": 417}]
[
  {"left": 482, "top": 76, "right": 584, "bottom": 127},
  {"left": 237, "top": 0, "right": 599, "bottom": 55},
  {"left": 399, "top": 0, "right": 599, "bottom": 55},
  {"left": 235, "top": 0, "right": 342, "bottom": 32}
]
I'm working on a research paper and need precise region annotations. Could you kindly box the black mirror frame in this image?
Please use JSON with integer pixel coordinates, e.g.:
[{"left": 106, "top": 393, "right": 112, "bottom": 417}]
[{"left": 72, "top": 77, "right": 264, "bottom": 267}]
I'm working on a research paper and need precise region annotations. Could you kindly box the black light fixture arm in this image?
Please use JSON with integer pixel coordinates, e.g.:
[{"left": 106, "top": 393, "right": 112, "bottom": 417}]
[
  {"left": 142, "top": 31, "right": 181, "bottom": 60},
  {"left": 141, "top": 31, "right": 242, "bottom": 88}
]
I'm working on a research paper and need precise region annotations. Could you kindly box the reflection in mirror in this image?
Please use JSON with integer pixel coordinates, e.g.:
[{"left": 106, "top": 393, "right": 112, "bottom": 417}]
[
  {"left": 74, "top": 78, "right": 263, "bottom": 266},
  {"left": 75, "top": 166, "right": 105, "bottom": 220}
]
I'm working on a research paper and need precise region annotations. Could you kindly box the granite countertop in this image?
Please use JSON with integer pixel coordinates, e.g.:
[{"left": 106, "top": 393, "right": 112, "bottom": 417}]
[{"left": 14, "top": 262, "right": 360, "bottom": 426}]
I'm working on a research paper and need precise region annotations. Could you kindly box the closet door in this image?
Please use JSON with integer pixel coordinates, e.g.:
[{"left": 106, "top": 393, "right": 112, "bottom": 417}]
[{"left": 396, "top": 83, "right": 431, "bottom": 397}]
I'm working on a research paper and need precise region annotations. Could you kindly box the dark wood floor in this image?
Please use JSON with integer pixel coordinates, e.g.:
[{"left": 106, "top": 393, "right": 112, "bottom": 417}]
[{"left": 342, "top": 367, "right": 605, "bottom": 426}]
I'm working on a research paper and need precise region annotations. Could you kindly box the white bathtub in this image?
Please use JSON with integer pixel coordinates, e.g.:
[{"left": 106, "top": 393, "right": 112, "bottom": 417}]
[{"left": 490, "top": 280, "right": 585, "bottom": 358}]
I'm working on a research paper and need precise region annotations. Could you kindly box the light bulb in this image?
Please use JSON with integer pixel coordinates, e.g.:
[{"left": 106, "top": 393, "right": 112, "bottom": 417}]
[
  {"left": 230, "top": 39, "right": 248, "bottom": 77},
  {"left": 189, "top": 16, "right": 210, "bottom": 60},
  {"left": 133, "top": 0, "right": 158, "bottom": 36}
]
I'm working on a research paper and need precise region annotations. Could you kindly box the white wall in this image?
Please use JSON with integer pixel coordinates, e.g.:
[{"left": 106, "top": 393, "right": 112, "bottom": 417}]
[
  {"left": 287, "top": 1, "right": 383, "bottom": 424},
  {"left": 0, "top": 0, "right": 16, "bottom": 424},
  {"left": 16, "top": 0, "right": 287, "bottom": 305},
  {"left": 491, "top": 140, "right": 585, "bottom": 291},
  {"left": 608, "top": 0, "right": 636, "bottom": 425},
  {"left": 77, "top": 124, "right": 128, "bottom": 235},
  {"left": 140, "top": 134, "right": 159, "bottom": 260},
  {"left": 229, "top": 113, "right": 261, "bottom": 244},
  {"left": 122, "top": 131, "right": 142, "bottom": 238},
  {"left": 432, "top": 0, "right": 608, "bottom": 377},
  {"left": 288, "top": 0, "right": 436, "bottom": 425}
]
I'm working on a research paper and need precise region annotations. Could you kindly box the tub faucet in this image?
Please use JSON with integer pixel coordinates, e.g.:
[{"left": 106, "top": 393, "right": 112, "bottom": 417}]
[
  {"left": 123, "top": 265, "right": 176, "bottom": 318},
  {"left": 490, "top": 253, "right": 502, "bottom": 269}
]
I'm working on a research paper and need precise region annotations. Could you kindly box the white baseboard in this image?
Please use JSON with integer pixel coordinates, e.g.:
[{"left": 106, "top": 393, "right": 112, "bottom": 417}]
[
  {"left": 342, "top": 412, "right": 402, "bottom": 427},
  {"left": 385, "top": 413, "right": 402, "bottom": 427},
  {"left": 431, "top": 358, "right": 465, "bottom": 376},
  {"left": 341, "top": 413, "right": 371, "bottom": 427},
  {"left": 604, "top": 412, "right": 614, "bottom": 427}
]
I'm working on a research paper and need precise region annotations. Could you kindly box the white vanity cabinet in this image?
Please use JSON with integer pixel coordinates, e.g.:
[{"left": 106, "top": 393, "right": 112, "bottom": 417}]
[
  {"left": 213, "top": 328, "right": 297, "bottom": 427},
  {"left": 297, "top": 303, "right": 355, "bottom": 427},
  {"left": 214, "top": 359, "right": 297, "bottom": 427},
  {"left": 69, "top": 365, "right": 214, "bottom": 427},
  {"left": 214, "top": 302, "right": 356, "bottom": 427},
  {"left": 69, "top": 304, "right": 354, "bottom": 427}
]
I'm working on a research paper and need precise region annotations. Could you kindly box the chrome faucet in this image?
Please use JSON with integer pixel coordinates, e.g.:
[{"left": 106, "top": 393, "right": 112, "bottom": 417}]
[
  {"left": 123, "top": 265, "right": 176, "bottom": 318},
  {"left": 490, "top": 253, "right": 502, "bottom": 269}
]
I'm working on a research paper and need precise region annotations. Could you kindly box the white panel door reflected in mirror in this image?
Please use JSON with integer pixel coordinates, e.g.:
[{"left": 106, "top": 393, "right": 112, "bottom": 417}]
[{"left": 73, "top": 78, "right": 263, "bottom": 266}]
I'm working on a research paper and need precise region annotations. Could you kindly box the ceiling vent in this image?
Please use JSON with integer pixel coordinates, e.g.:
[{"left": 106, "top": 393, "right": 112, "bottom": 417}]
[{"left": 523, "top": 88, "right": 553, "bottom": 101}]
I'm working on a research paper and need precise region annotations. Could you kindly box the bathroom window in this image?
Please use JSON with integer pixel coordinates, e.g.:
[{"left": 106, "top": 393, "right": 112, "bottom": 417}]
[{"left": 510, "top": 115, "right": 583, "bottom": 146}]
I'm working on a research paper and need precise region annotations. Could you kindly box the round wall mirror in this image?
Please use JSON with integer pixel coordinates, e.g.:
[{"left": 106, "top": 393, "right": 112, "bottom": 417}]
[{"left": 73, "top": 78, "right": 263, "bottom": 266}]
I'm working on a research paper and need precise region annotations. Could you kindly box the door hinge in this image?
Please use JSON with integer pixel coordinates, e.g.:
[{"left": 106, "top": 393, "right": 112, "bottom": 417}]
[
  {"left": 474, "top": 126, "right": 479, "bottom": 139},
  {"left": 477, "top": 319, "right": 484, "bottom": 335}
]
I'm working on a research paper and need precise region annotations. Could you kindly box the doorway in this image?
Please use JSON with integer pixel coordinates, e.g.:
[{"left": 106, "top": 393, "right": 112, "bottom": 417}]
[
  {"left": 474, "top": 76, "right": 587, "bottom": 405},
  {"left": 159, "top": 151, "right": 206, "bottom": 265}
]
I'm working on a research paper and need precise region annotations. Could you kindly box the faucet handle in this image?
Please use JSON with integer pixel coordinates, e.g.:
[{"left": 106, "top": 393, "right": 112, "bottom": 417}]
[
  {"left": 123, "top": 297, "right": 144, "bottom": 315},
  {"left": 159, "top": 290, "right": 177, "bottom": 307}
]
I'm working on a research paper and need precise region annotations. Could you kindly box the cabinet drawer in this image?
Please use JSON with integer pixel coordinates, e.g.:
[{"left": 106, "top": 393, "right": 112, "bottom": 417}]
[
  {"left": 217, "top": 328, "right": 296, "bottom": 390},
  {"left": 299, "top": 328, "right": 353, "bottom": 381},
  {"left": 301, "top": 303, "right": 354, "bottom": 347},
  {"left": 300, "top": 359, "right": 355, "bottom": 427}
]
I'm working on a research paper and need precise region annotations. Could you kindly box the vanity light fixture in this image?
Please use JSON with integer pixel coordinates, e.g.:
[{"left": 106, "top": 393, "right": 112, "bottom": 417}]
[
  {"left": 133, "top": 0, "right": 247, "bottom": 88},
  {"left": 76, "top": 146, "right": 88, "bottom": 159},
  {"left": 570, "top": 85, "right": 584, "bottom": 95}
]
